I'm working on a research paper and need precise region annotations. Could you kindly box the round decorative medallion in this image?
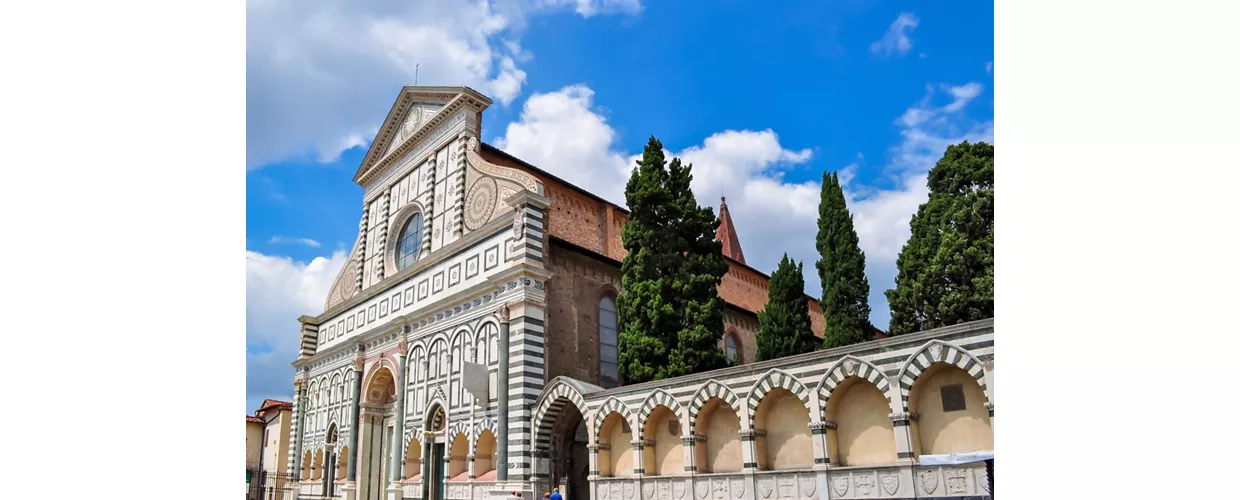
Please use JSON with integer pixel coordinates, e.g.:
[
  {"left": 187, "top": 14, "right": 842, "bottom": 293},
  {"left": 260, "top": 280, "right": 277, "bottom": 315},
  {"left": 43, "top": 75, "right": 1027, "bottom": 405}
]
[{"left": 464, "top": 177, "right": 498, "bottom": 230}]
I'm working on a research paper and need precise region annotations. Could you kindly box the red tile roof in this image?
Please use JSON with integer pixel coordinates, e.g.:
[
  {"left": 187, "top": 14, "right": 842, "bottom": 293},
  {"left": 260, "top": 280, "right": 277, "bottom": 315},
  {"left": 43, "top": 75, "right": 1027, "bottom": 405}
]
[
  {"left": 246, "top": 415, "right": 263, "bottom": 424},
  {"left": 715, "top": 197, "right": 745, "bottom": 264},
  {"left": 256, "top": 399, "right": 293, "bottom": 415}
]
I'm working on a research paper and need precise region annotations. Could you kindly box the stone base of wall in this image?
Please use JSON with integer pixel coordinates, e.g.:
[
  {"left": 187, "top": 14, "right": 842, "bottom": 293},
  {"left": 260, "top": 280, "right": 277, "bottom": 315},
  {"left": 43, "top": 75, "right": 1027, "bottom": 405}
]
[
  {"left": 294, "top": 462, "right": 990, "bottom": 500},
  {"left": 588, "top": 462, "right": 989, "bottom": 500}
]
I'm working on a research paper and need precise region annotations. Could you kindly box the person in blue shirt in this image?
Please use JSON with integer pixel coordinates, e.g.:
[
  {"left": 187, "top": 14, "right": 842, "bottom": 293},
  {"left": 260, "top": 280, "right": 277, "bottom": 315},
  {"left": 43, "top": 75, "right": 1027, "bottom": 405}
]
[{"left": 550, "top": 488, "right": 563, "bottom": 500}]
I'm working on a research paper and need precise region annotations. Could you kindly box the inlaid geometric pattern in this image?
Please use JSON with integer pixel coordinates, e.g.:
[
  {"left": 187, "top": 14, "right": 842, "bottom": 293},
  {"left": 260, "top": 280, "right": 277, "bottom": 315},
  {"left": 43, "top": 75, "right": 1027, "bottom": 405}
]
[{"left": 896, "top": 340, "right": 989, "bottom": 412}]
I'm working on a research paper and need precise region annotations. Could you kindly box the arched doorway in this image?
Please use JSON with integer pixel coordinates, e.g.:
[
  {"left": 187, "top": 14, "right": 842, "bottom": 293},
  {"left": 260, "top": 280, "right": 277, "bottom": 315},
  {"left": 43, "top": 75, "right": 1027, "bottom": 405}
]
[
  {"left": 323, "top": 425, "right": 339, "bottom": 496},
  {"left": 423, "top": 404, "right": 447, "bottom": 500},
  {"left": 359, "top": 367, "right": 397, "bottom": 500},
  {"left": 547, "top": 403, "right": 588, "bottom": 500},
  {"left": 532, "top": 380, "right": 593, "bottom": 500}
]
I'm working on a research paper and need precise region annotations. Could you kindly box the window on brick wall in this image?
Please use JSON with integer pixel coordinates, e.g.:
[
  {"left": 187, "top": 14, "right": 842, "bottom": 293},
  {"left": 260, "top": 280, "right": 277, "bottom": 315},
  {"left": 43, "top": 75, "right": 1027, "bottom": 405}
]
[
  {"left": 599, "top": 296, "right": 619, "bottom": 388},
  {"left": 725, "top": 334, "right": 740, "bottom": 364}
]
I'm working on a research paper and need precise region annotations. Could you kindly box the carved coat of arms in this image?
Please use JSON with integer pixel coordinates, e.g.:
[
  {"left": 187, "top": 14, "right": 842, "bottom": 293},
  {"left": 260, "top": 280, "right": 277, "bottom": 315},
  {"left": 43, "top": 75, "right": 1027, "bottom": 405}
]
[
  {"left": 880, "top": 473, "right": 899, "bottom": 495},
  {"left": 917, "top": 469, "right": 938, "bottom": 494},
  {"left": 831, "top": 476, "right": 848, "bottom": 497}
]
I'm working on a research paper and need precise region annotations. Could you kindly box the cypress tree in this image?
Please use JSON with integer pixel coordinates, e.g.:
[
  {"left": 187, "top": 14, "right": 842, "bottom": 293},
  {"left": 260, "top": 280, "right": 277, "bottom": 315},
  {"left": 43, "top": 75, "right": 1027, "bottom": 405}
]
[
  {"left": 816, "top": 171, "right": 875, "bottom": 348},
  {"left": 617, "top": 136, "right": 729, "bottom": 384},
  {"left": 885, "top": 141, "right": 994, "bottom": 335},
  {"left": 755, "top": 254, "right": 816, "bottom": 361}
]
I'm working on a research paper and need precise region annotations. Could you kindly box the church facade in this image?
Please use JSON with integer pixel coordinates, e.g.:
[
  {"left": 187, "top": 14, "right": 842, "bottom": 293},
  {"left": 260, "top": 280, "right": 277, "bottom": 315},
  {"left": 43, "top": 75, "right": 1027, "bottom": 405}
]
[{"left": 283, "top": 86, "right": 994, "bottom": 500}]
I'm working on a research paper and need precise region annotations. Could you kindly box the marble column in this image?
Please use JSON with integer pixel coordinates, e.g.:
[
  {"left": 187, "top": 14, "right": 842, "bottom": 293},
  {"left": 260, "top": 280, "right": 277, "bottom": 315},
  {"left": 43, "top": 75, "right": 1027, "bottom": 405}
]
[
  {"left": 290, "top": 377, "right": 307, "bottom": 478},
  {"left": 349, "top": 350, "right": 365, "bottom": 481},
  {"left": 393, "top": 337, "right": 409, "bottom": 483},
  {"left": 496, "top": 305, "right": 511, "bottom": 481}
]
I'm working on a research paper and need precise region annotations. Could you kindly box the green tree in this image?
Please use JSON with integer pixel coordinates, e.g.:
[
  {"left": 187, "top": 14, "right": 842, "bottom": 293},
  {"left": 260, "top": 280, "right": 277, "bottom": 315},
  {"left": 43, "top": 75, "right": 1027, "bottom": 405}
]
[
  {"left": 755, "top": 254, "right": 817, "bottom": 361},
  {"left": 816, "top": 171, "right": 875, "bottom": 348},
  {"left": 886, "top": 141, "right": 994, "bottom": 335},
  {"left": 617, "top": 136, "right": 730, "bottom": 384}
]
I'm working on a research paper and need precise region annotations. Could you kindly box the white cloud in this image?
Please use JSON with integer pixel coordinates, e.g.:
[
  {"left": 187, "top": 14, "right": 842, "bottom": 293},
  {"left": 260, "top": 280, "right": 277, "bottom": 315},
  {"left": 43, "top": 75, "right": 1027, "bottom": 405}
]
[
  {"left": 943, "top": 83, "right": 984, "bottom": 113},
  {"left": 986, "top": 61, "right": 993, "bottom": 74},
  {"left": 494, "top": 83, "right": 991, "bottom": 330},
  {"left": 246, "top": 250, "right": 349, "bottom": 412},
  {"left": 870, "top": 12, "right": 920, "bottom": 57},
  {"left": 268, "top": 236, "right": 323, "bottom": 248},
  {"left": 247, "top": 0, "right": 641, "bottom": 168},
  {"left": 493, "top": 85, "right": 634, "bottom": 204}
]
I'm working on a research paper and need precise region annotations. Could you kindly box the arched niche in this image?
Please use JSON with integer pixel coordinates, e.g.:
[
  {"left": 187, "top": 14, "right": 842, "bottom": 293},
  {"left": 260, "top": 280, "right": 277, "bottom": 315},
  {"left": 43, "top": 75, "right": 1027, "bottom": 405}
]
[
  {"left": 824, "top": 377, "right": 896, "bottom": 466},
  {"left": 597, "top": 412, "right": 633, "bottom": 477},
  {"left": 693, "top": 397, "right": 741, "bottom": 473},
  {"left": 752, "top": 388, "right": 812, "bottom": 470},
  {"left": 908, "top": 363, "right": 993, "bottom": 456},
  {"left": 641, "top": 405, "right": 683, "bottom": 476}
]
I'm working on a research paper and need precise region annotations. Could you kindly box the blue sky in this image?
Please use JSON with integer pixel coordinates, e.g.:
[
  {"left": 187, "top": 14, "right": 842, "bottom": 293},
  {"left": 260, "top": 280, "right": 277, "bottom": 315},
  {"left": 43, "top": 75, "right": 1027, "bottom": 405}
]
[{"left": 246, "top": 0, "right": 994, "bottom": 412}]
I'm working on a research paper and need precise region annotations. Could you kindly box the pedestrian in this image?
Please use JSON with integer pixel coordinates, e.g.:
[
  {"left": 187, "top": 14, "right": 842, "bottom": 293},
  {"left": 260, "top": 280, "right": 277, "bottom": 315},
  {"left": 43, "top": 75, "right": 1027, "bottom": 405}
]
[{"left": 551, "top": 488, "right": 563, "bottom": 500}]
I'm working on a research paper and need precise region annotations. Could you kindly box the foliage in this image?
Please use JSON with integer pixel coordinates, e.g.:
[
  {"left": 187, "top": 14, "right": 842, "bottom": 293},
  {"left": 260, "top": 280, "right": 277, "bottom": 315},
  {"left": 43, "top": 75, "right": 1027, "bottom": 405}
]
[
  {"left": 617, "top": 136, "right": 730, "bottom": 383},
  {"left": 886, "top": 141, "right": 995, "bottom": 334},
  {"left": 756, "top": 254, "right": 817, "bottom": 361},
  {"left": 816, "top": 171, "right": 875, "bottom": 348}
]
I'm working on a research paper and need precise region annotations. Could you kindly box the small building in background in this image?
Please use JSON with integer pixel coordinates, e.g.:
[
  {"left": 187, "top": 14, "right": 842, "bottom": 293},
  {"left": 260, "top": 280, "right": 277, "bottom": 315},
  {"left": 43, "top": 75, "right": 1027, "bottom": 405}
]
[{"left": 249, "top": 399, "right": 294, "bottom": 500}]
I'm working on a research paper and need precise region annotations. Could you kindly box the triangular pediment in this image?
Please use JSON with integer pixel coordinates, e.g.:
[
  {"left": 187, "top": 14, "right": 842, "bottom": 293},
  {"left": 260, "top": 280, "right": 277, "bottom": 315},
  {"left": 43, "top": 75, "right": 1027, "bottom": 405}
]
[
  {"left": 385, "top": 102, "right": 447, "bottom": 156},
  {"left": 353, "top": 86, "right": 493, "bottom": 185}
]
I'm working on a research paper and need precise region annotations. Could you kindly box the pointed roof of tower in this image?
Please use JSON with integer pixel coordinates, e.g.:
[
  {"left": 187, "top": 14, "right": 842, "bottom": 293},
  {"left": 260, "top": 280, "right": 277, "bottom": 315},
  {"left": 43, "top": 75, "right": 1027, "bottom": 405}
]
[{"left": 716, "top": 196, "right": 745, "bottom": 264}]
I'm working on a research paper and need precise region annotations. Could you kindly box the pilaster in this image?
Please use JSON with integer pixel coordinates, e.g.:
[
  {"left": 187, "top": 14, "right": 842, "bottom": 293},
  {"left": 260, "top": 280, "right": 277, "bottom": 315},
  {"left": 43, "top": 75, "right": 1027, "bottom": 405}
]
[
  {"left": 421, "top": 156, "right": 436, "bottom": 257},
  {"left": 356, "top": 205, "right": 369, "bottom": 293},
  {"left": 889, "top": 412, "right": 918, "bottom": 463},
  {"left": 298, "top": 316, "right": 320, "bottom": 358},
  {"left": 289, "top": 375, "right": 308, "bottom": 478},
  {"left": 682, "top": 435, "right": 701, "bottom": 474},
  {"left": 376, "top": 187, "right": 392, "bottom": 281},
  {"left": 809, "top": 421, "right": 831, "bottom": 469},
  {"left": 504, "top": 191, "right": 550, "bottom": 265},
  {"left": 451, "top": 132, "right": 471, "bottom": 239}
]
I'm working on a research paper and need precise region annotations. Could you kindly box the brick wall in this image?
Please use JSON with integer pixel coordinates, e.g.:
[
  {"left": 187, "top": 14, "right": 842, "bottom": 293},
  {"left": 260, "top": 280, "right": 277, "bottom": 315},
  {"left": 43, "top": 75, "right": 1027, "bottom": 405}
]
[{"left": 480, "top": 145, "right": 828, "bottom": 382}]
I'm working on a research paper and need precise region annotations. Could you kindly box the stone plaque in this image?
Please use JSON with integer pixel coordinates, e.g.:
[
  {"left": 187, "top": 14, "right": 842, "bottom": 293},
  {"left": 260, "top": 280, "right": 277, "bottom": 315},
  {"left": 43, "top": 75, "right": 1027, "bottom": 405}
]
[{"left": 940, "top": 384, "right": 966, "bottom": 412}]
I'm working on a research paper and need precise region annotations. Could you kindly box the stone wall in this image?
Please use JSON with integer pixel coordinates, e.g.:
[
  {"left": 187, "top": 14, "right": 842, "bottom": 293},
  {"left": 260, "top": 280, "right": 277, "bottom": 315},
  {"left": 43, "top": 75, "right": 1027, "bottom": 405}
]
[{"left": 528, "top": 319, "right": 996, "bottom": 500}]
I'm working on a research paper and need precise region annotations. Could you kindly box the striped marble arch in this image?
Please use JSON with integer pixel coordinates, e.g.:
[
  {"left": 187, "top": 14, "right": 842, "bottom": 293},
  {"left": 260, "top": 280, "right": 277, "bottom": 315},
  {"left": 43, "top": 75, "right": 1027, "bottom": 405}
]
[
  {"left": 637, "top": 389, "right": 685, "bottom": 433},
  {"left": 746, "top": 368, "right": 812, "bottom": 428},
  {"left": 592, "top": 396, "right": 634, "bottom": 438},
  {"left": 896, "top": 339, "right": 989, "bottom": 412},
  {"left": 817, "top": 355, "right": 893, "bottom": 419},
  {"left": 531, "top": 377, "right": 590, "bottom": 452},
  {"left": 686, "top": 379, "right": 742, "bottom": 432}
]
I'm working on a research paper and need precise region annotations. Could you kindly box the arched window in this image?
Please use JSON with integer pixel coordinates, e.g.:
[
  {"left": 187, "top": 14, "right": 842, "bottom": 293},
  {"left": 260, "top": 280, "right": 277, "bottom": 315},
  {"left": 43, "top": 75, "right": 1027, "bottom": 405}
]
[
  {"left": 725, "top": 334, "right": 739, "bottom": 364},
  {"left": 396, "top": 213, "right": 424, "bottom": 271},
  {"left": 599, "top": 296, "right": 619, "bottom": 388}
]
